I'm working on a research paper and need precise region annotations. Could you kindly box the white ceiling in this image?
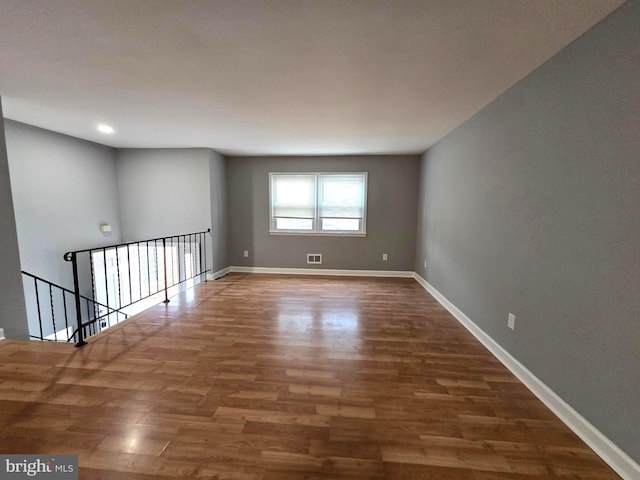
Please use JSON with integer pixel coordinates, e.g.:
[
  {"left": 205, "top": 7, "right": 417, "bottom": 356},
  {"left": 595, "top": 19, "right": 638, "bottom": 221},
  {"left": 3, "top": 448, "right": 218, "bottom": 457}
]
[{"left": 0, "top": 0, "right": 625, "bottom": 155}]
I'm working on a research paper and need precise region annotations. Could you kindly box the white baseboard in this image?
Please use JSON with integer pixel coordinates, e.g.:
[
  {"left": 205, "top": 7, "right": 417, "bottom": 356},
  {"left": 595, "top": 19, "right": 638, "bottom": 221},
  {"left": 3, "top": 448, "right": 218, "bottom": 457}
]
[
  {"left": 207, "top": 267, "right": 231, "bottom": 281},
  {"left": 228, "top": 266, "right": 414, "bottom": 278},
  {"left": 413, "top": 273, "right": 639, "bottom": 480},
  {"left": 197, "top": 267, "right": 638, "bottom": 477}
]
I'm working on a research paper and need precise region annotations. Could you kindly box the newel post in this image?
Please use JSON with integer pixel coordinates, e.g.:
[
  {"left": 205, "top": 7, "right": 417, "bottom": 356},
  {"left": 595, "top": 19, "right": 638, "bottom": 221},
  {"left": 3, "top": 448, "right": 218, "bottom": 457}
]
[{"left": 64, "top": 251, "right": 86, "bottom": 347}]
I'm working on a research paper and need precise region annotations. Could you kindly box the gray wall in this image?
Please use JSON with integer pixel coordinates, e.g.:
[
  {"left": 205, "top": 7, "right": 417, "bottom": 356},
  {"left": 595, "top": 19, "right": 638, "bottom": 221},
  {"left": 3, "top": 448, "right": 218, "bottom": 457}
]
[
  {"left": 5, "top": 120, "right": 122, "bottom": 289},
  {"left": 209, "top": 150, "right": 228, "bottom": 274},
  {"left": 116, "top": 148, "right": 211, "bottom": 240},
  {"left": 116, "top": 148, "right": 215, "bottom": 269},
  {"left": 415, "top": 0, "right": 640, "bottom": 462},
  {"left": 228, "top": 155, "right": 419, "bottom": 271},
  {"left": 0, "top": 100, "right": 29, "bottom": 339}
]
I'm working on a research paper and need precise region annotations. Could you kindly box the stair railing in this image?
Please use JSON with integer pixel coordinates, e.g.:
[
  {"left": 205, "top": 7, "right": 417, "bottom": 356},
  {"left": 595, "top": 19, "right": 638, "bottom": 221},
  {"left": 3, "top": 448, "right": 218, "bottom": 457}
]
[
  {"left": 62, "top": 228, "right": 211, "bottom": 347},
  {"left": 21, "top": 271, "right": 128, "bottom": 344}
]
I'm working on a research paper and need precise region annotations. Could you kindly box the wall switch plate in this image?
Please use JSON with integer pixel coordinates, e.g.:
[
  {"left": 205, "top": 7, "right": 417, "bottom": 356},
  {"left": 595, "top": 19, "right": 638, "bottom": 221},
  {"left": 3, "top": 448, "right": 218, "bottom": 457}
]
[
  {"left": 382, "top": 253, "right": 388, "bottom": 261},
  {"left": 508, "top": 313, "right": 516, "bottom": 330},
  {"left": 243, "top": 250, "right": 249, "bottom": 257},
  {"left": 424, "top": 261, "right": 427, "bottom": 269}
]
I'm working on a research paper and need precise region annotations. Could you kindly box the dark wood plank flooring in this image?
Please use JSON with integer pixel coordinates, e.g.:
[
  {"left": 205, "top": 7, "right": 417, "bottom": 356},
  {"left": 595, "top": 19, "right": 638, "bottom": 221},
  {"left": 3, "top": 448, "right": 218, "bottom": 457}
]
[{"left": 0, "top": 273, "right": 620, "bottom": 479}]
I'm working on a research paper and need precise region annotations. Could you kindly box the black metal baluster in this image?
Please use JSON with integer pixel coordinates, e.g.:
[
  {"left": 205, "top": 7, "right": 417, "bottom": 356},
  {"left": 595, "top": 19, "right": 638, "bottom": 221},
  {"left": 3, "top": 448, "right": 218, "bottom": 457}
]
[
  {"left": 170, "top": 236, "right": 175, "bottom": 287},
  {"left": 198, "top": 233, "right": 203, "bottom": 279},
  {"left": 195, "top": 232, "right": 200, "bottom": 277},
  {"left": 94, "top": 305, "right": 99, "bottom": 334},
  {"left": 86, "top": 300, "right": 94, "bottom": 337},
  {"left": 190, "top": 234, "right": 193, "bottom": 279},
  {"left": 162, "top": 238, "right": 169, "bottom": 304},
  {"left": 185, "top": 234, "right": 189, "bottom": 278},
  {"left": 154, "top": 239, "right": 159, "bottom": 295},
  {"left": 174, "top": 237, "right": 178, "bottom": 283},
  {"left": 203, "top": 231, "right": 207, "bottom": 282},
  {"left": 126, "top": 244, "right": 132, "bottom": 306},
  {"left": 137, "top": 242, "right": 142, "bottom": 302},
  {"left": 178, "top": 236, "right": 182, "bottom": 283},
  {"left": 195, "top": 233, "right": 199, "bottom": 278},
  {"left": 182, "top": 235, "right": 186, "bottom": 280},
  {"left": 178, "top": 236, "right": 181, "bottom": 282},
  {"left": 174, "top": 236, "right": 178, "bottom": 285},
  {"left": 197, "top": 233, "right": 201, "bottom": 277},
  {"left": 103, "top": 247, "right": 109, "bottom": 313},
  {"left": 90, "top": 250, "right": 97, "bottom": 318},
  {"left": 49, "top": 284, "right": 57, "bottom": 341},
  {"left": 85, "top": 299, "right": 92, "bottom": 332},
  {"left": 146, "top": 241, "right": 151, "bottom": 297},
  {"left": 34, "top": 278, "right": 43, "bottom": 340},
  {"left": 115, "top": 246, "right": 122, "bottom": 309},
  {"left": 69, "top": 252, "right": 86, "bottom": 347},
  {"left": 62, "top": 291, "right": 70, "bottom": 341}
]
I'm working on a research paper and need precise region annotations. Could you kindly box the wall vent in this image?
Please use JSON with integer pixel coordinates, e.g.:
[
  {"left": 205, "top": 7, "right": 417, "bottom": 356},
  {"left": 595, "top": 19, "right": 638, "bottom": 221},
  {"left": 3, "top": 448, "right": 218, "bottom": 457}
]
[{"left": 307, "top": 253, "right": 322, "bottom": 264}]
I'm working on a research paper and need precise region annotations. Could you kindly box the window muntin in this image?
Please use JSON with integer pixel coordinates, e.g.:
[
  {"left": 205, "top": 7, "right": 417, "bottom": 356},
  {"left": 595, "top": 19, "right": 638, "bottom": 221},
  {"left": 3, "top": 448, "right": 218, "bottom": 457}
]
[{"left": 269, "top": 172, "right": 367, "bottom": 235}]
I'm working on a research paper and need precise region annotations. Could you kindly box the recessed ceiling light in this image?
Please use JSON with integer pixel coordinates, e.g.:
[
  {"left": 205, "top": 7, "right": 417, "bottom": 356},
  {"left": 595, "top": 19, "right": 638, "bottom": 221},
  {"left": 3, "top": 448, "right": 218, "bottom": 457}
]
[{"left": 97, "top": 124, "right": 115, "bottom": 134}]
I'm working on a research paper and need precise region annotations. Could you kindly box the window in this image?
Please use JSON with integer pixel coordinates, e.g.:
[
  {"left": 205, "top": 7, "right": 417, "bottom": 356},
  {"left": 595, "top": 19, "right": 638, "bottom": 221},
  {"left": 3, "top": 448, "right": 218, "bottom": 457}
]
[{"left": 269, "top": 172, "right": 367, "bottom": 235}]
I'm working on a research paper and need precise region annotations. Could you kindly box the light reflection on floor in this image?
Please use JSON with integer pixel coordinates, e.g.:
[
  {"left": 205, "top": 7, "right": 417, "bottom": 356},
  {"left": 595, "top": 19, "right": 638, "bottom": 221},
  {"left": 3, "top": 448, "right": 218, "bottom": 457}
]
[
  {"left": 320, "top": 309, "right": 359, "bottom": 331},
  {"left": 277, "top": 302, "right": 362, "bottom": 351}
]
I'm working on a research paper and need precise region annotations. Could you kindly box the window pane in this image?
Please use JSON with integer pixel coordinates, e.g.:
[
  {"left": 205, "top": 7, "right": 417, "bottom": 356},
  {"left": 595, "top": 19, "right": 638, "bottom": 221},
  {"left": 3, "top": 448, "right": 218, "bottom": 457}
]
[
  {"left": 276, "top": 218, "right": 313, "bottom": 230},
  {"left": 321, "top": 218, "right": 360, "bottom": 231},
  {"left": 272, "top": 174, "right": 315, "bottom": 218},
  {"left": 318, "top": 174, "right": 365, "bottom": 218},
  {"left": 269, "top": 172, "right": 367, "bottom": 235}
]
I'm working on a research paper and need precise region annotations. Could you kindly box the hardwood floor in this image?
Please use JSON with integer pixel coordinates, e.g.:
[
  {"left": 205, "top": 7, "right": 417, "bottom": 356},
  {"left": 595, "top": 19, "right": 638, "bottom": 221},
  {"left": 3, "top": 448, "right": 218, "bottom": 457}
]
[{"left": 0, "top": 273, "right": 620, "bottom": 479}]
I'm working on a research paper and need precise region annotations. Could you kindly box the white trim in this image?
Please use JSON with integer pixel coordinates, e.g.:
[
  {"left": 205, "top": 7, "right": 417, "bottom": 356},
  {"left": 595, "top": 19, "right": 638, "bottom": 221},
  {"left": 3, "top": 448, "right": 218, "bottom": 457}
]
[
  {"left": 207, "top": 267, "right": 231, "bottom": 280},
  {"left": 306, "top": 253, "right": 322, "bottom": 265},
  {"left": 229, "top": 266, "right": 414, "bottom": 278},
  {"left": 413, "top": 273, "right": 640, "bottom": 480},
  {"left": 269, "top": 232, "right": 367, "bottom": 237},
  {"left": 269, "top": 172, "right": 368, "bottom": 236}
]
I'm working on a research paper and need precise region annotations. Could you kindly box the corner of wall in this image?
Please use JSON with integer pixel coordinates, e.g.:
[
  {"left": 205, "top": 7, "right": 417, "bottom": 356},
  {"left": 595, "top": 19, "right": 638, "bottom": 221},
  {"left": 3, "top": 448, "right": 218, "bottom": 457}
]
[{"left": 0, "top": 97, "right": 29, "bottom": 338}]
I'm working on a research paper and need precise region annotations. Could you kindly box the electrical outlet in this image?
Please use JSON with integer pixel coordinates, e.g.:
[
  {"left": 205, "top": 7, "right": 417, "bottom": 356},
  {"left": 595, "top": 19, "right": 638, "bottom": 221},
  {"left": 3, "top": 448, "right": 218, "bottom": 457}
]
[
  {"left": 424, "top": 261, "right": 427, "bottom": 269},
  {"left": 307, "top": 254, "right": 322, "bottom": 264},
  {"left": 243, "top": 250, "right": 249, "bottom": 258},
  {"left": 382, "top": 253, "right": 388, "bottom": 261},
  {"left": 507, "top": 313, "right": 516, "bottom": 330}
]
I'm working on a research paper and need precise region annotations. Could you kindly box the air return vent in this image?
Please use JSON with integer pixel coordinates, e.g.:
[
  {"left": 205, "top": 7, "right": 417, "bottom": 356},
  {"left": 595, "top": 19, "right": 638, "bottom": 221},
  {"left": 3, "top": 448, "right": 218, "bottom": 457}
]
[{"left": 307, "top": 254, "right": 322, "bottom": 264}]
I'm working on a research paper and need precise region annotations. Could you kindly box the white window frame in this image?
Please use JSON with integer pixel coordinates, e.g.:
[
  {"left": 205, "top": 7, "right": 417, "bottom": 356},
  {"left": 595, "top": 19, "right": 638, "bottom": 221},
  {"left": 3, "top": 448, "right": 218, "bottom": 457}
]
[{"left": 269, "top": 172, "right": 368, "bottom": 236}]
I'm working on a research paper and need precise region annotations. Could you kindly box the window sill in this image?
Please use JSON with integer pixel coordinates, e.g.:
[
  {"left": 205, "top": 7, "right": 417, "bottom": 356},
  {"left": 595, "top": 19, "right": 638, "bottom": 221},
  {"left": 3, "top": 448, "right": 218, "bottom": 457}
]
[{"left": 269, "top": 231, "right": 367, "bottom": 238}]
